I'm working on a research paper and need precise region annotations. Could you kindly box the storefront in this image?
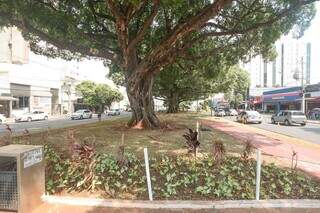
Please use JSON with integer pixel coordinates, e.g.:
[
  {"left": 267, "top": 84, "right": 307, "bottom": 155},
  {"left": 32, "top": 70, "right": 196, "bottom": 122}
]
[
  {"left": 262, "top": 87, "right": 302, "bottom": 113},
  {"left": 305, "top": 83, "right": 320, "bottom": 113},
  {"left": 250, "top": 96, "right": 263, "bottom": 111},
  {"left": 0, "top": 95, "right": 18, "bottom": 117}
]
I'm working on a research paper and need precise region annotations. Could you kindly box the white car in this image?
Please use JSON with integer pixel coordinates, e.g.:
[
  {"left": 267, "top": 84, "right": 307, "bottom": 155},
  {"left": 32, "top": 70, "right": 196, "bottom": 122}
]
[
  {"left": 0, "top": 114, "right": 7, "bottom": 124},
  {"left": 215, "top": 109, "right": 226, "bottom": 117},
  {"left": 237, "top": 110, "right": 263, "bottom": 124},
  {"left": 15, "top": 111, "right": 48, "bottom": 122},
  {"left": 229, "top": 109, "right": 238, "bottom": 116},
  {"left": 71, "top": 109, "right": 93, "bottom": 120},
  {"left": 107, "top": 109, "right": 121, "bottom": 116}
]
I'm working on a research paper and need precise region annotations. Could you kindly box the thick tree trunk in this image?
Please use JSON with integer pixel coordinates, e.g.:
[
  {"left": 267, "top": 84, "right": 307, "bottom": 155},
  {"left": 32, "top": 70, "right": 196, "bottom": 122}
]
[
  {"left": 167, "top": 91, "right": 179, "bottom": 113},
  {"left": 126, "top": 72, "right": 160, "bottom": 129}
]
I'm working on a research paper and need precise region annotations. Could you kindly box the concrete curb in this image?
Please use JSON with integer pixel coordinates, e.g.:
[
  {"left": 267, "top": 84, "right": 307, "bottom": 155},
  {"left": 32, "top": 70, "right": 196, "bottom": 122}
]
[
  {"left": 42, "top": 196, "right": 320, "bottom": 209},
  {"left": 307, "top": 120, "right": 320, "bottom": 124}
]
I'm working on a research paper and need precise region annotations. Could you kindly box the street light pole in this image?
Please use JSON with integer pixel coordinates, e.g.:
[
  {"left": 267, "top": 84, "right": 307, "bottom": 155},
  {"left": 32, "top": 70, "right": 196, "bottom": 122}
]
[{"left": 301, "top": 57, "right": 305, "bottom": 114}]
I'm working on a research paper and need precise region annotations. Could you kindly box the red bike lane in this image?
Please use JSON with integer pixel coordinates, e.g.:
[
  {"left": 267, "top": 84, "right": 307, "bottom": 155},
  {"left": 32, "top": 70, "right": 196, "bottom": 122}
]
[{"left": 202, "top": 117, "right": 320, "bottom": 179}]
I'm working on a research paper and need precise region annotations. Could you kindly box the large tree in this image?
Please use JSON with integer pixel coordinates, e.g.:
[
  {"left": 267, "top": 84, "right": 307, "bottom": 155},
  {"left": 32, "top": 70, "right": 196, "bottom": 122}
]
[
  {"left": 154, "top": 62, "right": 248, "bottom": 113},
  {"left": 0, "top": 0, "right": 316, "bottom": 128}
]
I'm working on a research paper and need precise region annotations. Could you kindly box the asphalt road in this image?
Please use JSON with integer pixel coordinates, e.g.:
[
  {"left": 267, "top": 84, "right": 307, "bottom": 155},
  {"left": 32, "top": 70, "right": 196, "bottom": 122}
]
[
  {"left": 223, "top": 115, "right": 320, "bottom": 145},
  {"left": 0, "top": 112, "right": 131, "bottom": 136}
]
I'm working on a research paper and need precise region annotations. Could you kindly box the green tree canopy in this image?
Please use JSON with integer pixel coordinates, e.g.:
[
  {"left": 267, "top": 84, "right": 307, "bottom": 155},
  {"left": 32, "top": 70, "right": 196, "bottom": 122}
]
[
  {"left": 223, "top": 66, "right": 251, "bottom": 108},
  {"left": 153, "top": 60, "right": 249, "bottom": 113},
  {"left": 76, "top": 81, "right": 123, "bottom": 111},
  {"left": 0, "top": 0, "right": 316, "bottom": 128}
]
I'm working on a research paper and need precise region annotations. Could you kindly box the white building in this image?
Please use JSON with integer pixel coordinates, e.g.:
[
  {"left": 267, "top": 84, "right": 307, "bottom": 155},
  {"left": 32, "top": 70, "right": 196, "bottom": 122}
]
[
  {"left": 0, "top": 27, "right": 128, "bottom": 118},
  {"left": 242, "top": 35, "right": 312, "bottom": 97}
]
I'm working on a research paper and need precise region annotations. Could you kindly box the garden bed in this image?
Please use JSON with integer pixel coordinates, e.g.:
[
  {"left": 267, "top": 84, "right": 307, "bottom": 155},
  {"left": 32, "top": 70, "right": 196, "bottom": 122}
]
[{"left": 45, "top": 145, "right": 320, "bottom": 200}]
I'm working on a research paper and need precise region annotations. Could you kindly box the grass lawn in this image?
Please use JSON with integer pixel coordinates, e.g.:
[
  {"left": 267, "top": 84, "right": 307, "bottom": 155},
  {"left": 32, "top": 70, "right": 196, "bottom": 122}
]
[
  {"left": 12, "top": 112, "right": 244, "bottom": 157},
  {"left": 11, "top": 112, "right": 319, "bottom": 199}
]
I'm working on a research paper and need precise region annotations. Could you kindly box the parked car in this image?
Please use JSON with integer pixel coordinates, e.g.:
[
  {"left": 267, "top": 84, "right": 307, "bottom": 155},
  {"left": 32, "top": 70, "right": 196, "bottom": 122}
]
[
  {"left": 271, "top": 110, "right": 306, "bottom": 126},
  {"left": 15, "top": 111, "right": 48, "bottom": 122},
  {"left": 0, "top": 114, "right": 7, "bottom": 124},
  {"left": 229, "top": 109, "right": 238, "bottom": 116},
  {"left": 107, "top": 109, "right": 121, "bottom": 116},
  {"left": 71, "top": 109, "right": 93, "bottom": 120},
  {"left": 236, "top": 110, "right": 263, "bottom": 124},
  {"left": 215, "top": 109, "right": 226, "bottom": 117}
]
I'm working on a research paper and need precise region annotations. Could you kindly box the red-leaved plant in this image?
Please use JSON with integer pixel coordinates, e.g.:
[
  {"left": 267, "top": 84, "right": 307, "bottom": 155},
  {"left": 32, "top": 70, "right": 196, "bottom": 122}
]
[{"left": 183, "top": 128, "right": 200, "bottom": 157}]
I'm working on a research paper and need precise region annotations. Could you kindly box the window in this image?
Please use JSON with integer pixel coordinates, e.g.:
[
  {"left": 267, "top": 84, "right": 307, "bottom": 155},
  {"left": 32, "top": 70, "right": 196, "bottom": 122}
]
[
  {"left": 292, "top": 111, "right": 304, "bottom": 116},
  {"left": 13, "top": 96, "right": 29, "bottom": 109}
]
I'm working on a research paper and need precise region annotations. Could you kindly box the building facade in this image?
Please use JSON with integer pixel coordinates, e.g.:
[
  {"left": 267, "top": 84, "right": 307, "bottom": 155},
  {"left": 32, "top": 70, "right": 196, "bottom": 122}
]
[
  {"left": 0, "top": 27, "right": 68, "bottom": 117},
  {"left": 242, "top": 36, "right": 312, "bottom": 98},
  {"left": 0, "top": 27, "right": 128, "bottom": 118},
  {"left": 261, "top": 84, "right": 320, "bottom": 114}
]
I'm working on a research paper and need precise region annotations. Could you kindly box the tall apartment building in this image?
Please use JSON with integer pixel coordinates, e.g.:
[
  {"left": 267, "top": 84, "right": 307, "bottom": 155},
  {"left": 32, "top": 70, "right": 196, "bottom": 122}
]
[{"left": 242, "top": 36, "right": 312, "bottom": 97}]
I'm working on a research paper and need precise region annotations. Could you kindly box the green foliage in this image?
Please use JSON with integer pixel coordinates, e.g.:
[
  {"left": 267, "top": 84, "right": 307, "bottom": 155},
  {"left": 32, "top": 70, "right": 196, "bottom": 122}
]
[
  {"left": 76, "top": 81, "right": 123, "bottom": 111},
  {"left": 154, "top": 64, "right": 250, "bottom": 113},
  {"left": 45, "top": 147, "right": 320, "bottom": 200},
  {"left": 223, "top": 66, "right": 250, "bottom": 108}
]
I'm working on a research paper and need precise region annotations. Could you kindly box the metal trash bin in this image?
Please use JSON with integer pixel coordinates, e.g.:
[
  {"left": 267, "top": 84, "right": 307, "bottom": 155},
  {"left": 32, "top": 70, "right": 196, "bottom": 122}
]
[{"left": 0, "top": 145, "right": 44, "bottom": 213}]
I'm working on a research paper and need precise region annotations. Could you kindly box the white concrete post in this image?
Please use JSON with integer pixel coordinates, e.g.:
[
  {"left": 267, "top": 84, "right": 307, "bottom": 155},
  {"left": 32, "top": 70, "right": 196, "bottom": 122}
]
[
  {"left": 255, "top": 149, "right": 262, "bottom": 200},
  {"left": 196, "top": 121, "right": 200, "bottom": 141},
  {"left": 144, "top": 148, "right": 153, "bottom": 201}
]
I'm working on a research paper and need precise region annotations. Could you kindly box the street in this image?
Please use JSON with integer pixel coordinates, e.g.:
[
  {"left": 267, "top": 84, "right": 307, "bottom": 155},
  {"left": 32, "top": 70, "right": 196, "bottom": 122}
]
[
  {"left": 0, "top": 112, "right": 130, "bottom": 136},
  {"left": 223, "top": 115, "right": 320, "bottom": 145}
]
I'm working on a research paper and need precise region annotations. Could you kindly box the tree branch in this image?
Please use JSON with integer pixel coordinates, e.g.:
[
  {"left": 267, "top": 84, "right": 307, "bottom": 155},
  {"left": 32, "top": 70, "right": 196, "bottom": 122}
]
[
  {"left": 136, "top": 0, "right": 233, "bottom": 73},
  {"left": 0, "top": 11, "right": 118, "bottom": 61},
  {"left": 128, "top": 0, "right": 160, "bottom": 50}
]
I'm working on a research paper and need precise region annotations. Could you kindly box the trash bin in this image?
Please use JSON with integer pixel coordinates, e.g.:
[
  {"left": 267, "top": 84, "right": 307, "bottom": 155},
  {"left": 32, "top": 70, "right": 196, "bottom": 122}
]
[{"left": 0, "top": 145, "right": 44, "bottom": 213}]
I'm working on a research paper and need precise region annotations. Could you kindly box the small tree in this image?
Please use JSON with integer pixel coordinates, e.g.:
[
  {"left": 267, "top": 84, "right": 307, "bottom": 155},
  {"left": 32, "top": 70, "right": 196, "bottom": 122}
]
[{"left": 76, "top": 81, "right": 123, "bottom": 112}]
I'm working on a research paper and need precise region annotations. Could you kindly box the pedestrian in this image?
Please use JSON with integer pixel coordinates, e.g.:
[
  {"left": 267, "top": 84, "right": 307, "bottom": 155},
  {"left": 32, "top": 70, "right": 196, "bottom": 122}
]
[{"left": 98, "top": 113, "right": 102, "bottom": 122}]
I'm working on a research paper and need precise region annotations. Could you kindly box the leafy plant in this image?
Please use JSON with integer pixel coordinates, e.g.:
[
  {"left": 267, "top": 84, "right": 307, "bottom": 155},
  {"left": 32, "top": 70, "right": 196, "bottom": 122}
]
[
  {"left": 241, "top": 140, "right": 254, "bottom": 161},
  {"left": 44, "top": 148, "right": 320, "bottom": 200},
  {"left": 0, "top": 124, "right": 12, "bottom": 146},
  {"left": 212, "top": 140, "right": 226, "bottom": 164},
  {"left": 183, "top": 129, "right": 200, "bottom": 157},
  {"left": 21, "top": 129, "right": 31, "bottom": 144}
]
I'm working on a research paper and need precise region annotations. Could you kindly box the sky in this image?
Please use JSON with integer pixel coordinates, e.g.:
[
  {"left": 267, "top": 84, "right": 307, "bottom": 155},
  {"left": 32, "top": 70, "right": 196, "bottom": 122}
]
[
  {"left": 299, "top": 2, "right": 320, "bottom": 84},
  {"left": 29, "top": 2, "right": 320, "bottom": 86}
]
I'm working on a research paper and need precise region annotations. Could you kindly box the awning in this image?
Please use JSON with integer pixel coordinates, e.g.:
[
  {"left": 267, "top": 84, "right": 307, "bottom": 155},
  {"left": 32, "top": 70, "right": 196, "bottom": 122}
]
[{"left": 0, "top": 96, "right": 18, "bottom": 101}]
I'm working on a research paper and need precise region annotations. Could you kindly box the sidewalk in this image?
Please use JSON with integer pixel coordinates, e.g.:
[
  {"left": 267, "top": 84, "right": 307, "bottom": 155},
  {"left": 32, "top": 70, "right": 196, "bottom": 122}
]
[
  {"left": 202, "top": 117, "right": 320, "bottom": 179},
  {"left": 307, "top": 119, "right": 320, "bottom": 124},
  {"left": 30, "top": 196, "right": 320, "bottom": 213}
]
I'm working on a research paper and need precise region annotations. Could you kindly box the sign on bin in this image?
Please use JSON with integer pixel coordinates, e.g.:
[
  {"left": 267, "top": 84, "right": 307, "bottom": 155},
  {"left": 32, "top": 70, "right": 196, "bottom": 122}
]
[{"left": 22, "top": 148, "right": 43, "bottom": 168}]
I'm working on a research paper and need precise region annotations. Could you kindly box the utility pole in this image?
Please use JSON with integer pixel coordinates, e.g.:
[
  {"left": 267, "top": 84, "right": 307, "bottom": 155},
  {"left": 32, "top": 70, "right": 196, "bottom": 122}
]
[{"left": 301, "top": 57, "right": 305, "bottom": 114}]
